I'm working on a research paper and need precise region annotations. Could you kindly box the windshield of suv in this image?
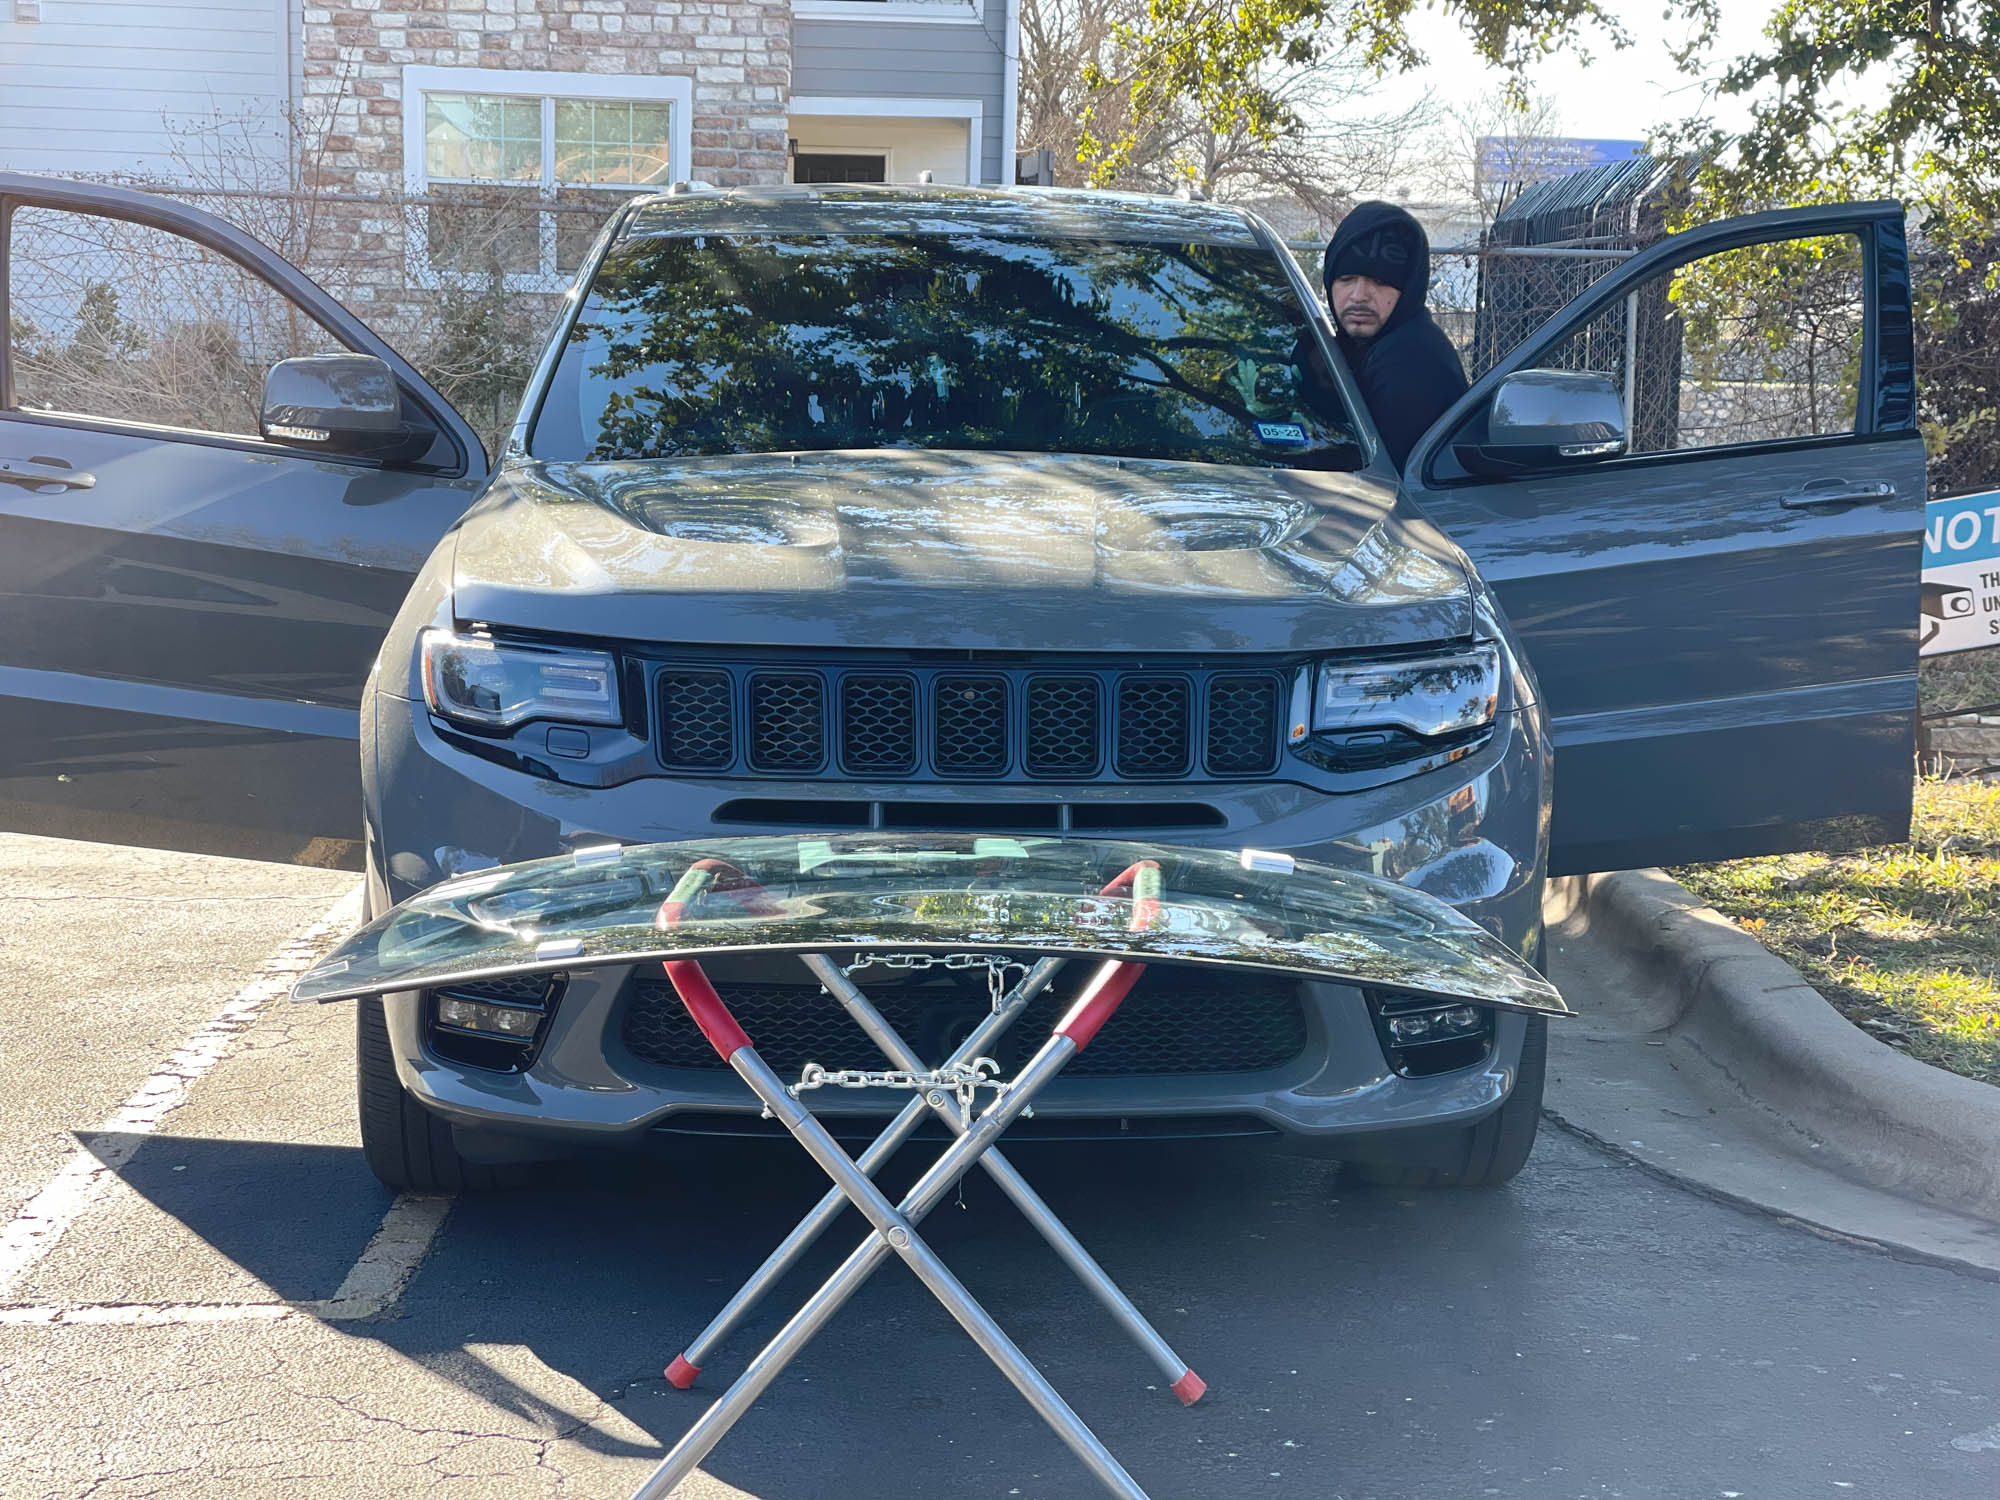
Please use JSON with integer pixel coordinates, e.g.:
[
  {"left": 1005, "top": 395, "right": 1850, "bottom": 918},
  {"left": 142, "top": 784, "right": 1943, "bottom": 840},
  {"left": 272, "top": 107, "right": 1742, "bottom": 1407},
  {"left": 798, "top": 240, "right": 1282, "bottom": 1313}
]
[
  {"left": 292, "top": 833, "right": 1566, "bottom": 1015},
  {"left": 529, "top": 232, "right": 1361, "bottom": 469}
]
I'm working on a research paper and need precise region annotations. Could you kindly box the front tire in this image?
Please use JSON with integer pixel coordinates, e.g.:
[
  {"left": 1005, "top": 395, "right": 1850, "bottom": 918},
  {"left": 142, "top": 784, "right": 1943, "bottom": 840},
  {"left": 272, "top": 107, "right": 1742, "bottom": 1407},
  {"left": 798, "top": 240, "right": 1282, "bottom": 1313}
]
[
  {"left": 1359, "top": 1014, "right": 1547, "bottom": 1189},
  {"left": 357, "top": 994, "right": 503, "bottom": 1192}
]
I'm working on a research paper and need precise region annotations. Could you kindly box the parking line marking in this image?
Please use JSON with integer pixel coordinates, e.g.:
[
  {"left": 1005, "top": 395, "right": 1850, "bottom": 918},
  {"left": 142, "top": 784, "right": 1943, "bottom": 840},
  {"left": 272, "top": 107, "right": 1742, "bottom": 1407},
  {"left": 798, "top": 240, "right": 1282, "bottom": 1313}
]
[
  {"left": 314, "top": 1191, "right": 455, "bottom": 1318},
  {"left": 0, "top": 1190, "right": 454, "bottom": 1327},
  {"left": 0, "top": 884, "right": 364, "bottom": 1299}
]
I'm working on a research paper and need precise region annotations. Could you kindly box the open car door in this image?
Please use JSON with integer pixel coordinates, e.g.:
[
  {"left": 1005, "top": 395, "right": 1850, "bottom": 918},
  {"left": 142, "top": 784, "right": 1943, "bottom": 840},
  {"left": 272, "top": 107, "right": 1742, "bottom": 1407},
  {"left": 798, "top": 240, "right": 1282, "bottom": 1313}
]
[
  {"left": 0, "top": 176, "right": 489, "bottom": 868},
  {"left": 1402, "top": 202, "right": 1923, "bottom": 875}
]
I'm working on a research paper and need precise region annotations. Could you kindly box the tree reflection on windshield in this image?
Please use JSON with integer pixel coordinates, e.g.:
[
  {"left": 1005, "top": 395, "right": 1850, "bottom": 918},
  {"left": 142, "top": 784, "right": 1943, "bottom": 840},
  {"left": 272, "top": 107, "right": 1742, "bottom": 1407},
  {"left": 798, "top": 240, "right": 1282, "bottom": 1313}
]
[{"left": 531, "top": 233, "right": 1361, "bottom": 469}]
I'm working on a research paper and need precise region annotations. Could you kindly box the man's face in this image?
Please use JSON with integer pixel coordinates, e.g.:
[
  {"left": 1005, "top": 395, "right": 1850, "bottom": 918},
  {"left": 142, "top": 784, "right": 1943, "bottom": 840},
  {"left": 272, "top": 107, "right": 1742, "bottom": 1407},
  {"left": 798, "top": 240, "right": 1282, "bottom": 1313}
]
[{"left": 1331, "top": 274, "right": 1401, "bottom": 339}]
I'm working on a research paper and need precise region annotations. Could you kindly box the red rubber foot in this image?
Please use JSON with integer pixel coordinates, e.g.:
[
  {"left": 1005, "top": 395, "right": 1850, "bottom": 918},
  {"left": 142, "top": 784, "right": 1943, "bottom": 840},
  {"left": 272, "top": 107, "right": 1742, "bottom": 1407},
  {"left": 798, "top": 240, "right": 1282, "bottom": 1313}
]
[
  {"left": 1171, "top": 1369, "right": 1207, "bottom": 1406},
  {"left": 665, "top": 1355, "right": 701, "bottom": 1389}
]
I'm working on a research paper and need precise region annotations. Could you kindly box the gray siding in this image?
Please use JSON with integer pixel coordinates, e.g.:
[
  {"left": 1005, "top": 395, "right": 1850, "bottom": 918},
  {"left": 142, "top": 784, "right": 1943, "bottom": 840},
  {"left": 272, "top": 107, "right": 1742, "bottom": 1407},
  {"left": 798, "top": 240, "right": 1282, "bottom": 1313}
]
[
  {"left": 0, "top": 0, "right": 292, "bottom": 180},
  {"left": 793, "top": 0, "right": 1009, "bottom": 183}
]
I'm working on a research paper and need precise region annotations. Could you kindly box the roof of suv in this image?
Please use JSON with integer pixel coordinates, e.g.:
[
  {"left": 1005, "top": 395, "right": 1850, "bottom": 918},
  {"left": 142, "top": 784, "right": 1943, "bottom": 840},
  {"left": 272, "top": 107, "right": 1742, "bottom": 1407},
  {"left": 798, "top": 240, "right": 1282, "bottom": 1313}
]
[{"left": 619, "top": 183, "right": 1268, "bottom": 247}]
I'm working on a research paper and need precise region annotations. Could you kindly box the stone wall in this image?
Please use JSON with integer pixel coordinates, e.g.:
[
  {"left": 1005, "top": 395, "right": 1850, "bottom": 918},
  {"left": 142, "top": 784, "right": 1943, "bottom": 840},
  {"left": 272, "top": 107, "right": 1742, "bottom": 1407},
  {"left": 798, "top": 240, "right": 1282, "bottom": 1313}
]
[{"left": 299, "top": 0, "right": 792, "bottom": 194}]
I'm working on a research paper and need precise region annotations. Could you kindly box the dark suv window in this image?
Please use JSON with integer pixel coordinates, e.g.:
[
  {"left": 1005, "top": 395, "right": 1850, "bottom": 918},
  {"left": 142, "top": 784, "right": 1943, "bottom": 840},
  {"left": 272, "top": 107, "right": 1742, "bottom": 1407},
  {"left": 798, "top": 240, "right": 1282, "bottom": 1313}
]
[{"left": 530, "top": 231, "right": 1360, "bottom": 469}]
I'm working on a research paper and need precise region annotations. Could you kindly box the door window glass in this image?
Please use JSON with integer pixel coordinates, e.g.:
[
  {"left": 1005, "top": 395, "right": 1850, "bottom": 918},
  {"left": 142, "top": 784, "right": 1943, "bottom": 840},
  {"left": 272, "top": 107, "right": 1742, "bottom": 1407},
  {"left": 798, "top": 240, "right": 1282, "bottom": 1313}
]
[
  {"left": 6, "top": 206, "right": 346, "bottom": 438},
  {"left": 1533, "top": 232, "right": 1866, "bottom": 455}
]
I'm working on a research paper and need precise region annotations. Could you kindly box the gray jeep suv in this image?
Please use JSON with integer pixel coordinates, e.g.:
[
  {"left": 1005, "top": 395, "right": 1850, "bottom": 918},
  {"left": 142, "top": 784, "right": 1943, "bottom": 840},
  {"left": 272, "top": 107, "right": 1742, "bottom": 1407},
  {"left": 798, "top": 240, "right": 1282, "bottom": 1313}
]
[{"left": 0, "top": 178, "right": 1925, "bottom": 1192}]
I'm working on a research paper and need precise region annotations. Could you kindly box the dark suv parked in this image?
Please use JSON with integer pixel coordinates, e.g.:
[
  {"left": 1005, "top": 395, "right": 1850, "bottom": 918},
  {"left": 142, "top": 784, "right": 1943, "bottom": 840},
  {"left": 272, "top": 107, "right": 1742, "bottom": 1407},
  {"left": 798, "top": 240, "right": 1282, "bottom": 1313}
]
[{"left": 0, "top": 176, "right": 1924, "bottom": 1190}]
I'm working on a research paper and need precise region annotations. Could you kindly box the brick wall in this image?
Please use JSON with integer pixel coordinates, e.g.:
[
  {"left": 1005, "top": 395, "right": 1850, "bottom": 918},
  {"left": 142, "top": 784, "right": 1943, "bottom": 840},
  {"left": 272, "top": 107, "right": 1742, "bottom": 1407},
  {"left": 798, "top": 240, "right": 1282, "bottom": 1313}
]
[{"left": 299, "top": 0, "right": 792, "bottom": 192}]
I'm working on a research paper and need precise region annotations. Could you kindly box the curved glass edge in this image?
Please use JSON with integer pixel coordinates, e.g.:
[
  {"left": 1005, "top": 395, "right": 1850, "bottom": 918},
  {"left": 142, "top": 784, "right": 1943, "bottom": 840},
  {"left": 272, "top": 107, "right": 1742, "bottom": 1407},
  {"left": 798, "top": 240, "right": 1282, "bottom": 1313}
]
[{"left": 292, "top": 835, "right": 1566, "bottom": 1015}]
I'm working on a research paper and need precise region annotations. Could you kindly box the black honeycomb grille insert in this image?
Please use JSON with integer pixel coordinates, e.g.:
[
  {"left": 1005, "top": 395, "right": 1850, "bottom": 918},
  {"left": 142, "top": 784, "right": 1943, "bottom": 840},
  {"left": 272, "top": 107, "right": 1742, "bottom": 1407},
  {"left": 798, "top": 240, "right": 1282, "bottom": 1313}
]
[
  {"left": 748, "top": 672, "right": 825, "bottom": 772},
  {"left": 932, "top": 675, "right": 1008, "bottom": 775},
  {"left": 647, "top": 662, "right": 1283, "bottom": 780},
  {"left": 1024, "top": 676, "right": 1100, "bottom": 776},
  {"left": 1115, "top": 676, "right": 1193, "bottom": 777},
  {"left": 621, "top": 970, "right": 1308, "bottom": 1076},
  {"left": 840, "top": 674, "right": 918, "bottom": 774},
  {"left": 1205, "top": 675, "right": 1281, "bottom": 775},
  {"left": 657, "top": 670, "right": 734, "bottom": 770}
]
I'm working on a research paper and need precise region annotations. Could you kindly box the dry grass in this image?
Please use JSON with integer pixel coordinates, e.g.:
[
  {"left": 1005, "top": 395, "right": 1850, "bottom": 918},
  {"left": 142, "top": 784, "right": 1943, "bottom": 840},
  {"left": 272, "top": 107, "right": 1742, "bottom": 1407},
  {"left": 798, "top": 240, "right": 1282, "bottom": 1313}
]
[{"left": 1674, "top": 777, "right": 2000, "bottom": 1088}]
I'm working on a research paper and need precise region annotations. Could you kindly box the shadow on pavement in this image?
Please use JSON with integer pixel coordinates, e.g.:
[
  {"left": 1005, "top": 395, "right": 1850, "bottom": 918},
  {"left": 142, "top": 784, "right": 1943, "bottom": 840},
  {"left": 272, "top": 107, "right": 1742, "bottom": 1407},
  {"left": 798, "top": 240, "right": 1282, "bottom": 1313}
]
[{"left": 81, "top": 1130, "right": 395, "bottom": 1301}]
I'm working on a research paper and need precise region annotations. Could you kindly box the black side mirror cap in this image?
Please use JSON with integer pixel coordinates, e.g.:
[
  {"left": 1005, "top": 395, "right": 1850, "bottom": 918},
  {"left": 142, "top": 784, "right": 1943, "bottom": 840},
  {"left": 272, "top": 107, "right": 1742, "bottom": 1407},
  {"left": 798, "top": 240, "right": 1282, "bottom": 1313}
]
[{"left": 261, "top": 354, "right": 439, "bottom": 463}]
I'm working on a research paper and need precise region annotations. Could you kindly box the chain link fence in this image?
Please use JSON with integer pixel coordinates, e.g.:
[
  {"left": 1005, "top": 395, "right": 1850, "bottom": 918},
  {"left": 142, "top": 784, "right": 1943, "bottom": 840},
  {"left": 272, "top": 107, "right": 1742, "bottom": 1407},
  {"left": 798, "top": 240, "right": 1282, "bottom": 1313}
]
[{"left": 6, "top": 184, "right": 629, "bottom": 459}]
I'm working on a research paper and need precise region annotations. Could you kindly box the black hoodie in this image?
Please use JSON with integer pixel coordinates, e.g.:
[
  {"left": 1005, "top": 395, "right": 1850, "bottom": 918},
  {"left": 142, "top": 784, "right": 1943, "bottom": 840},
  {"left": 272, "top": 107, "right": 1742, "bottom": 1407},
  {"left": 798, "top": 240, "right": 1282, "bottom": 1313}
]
[{"left": 1321, "top": 202, "right": 1469, "bottom": 472}]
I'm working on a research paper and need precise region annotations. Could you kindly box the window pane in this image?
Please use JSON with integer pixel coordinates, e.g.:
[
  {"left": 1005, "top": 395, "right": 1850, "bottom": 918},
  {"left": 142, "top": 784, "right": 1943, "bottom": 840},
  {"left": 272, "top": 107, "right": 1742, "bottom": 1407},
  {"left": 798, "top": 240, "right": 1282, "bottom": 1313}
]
[
  {"left": 555, "top": 99, "right": 661, "bottom": 185},
  {"left": 532, "top": 233, "right": 1362, "bottom": 467},
  {"left": 425, "top": 185, "right": 543, "bottom": 276},
  {"left": 554, "top": 100, "right": 591, "bottom": 146},
  {"left": 7, "top": 206, "right": 344, "bottom": 435},
  {"left": 631, "top": 104, "right": 675, "bottom": 184},
  {"left": 426, "top": 92, "right": 542, "bottom": 183},
  {"left": 503, "top": 98, "right": 542, "bottom": 140},
  {"left": 501, "top": 137, "right": 541, "bottom": 181},
  {"left": 590, "top": 144, "right": 633, "bottom": 184},
  {"left": 1535, "top": 232, "right": 1865, "bottom": 455}
]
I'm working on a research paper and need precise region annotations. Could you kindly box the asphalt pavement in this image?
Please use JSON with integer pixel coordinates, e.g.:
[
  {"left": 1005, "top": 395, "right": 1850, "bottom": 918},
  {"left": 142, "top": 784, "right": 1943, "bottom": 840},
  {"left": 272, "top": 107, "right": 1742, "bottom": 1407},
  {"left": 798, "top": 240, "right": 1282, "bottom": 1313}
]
[{"left": 2, "top": 831, "right": 1998, "bottom": 1500}]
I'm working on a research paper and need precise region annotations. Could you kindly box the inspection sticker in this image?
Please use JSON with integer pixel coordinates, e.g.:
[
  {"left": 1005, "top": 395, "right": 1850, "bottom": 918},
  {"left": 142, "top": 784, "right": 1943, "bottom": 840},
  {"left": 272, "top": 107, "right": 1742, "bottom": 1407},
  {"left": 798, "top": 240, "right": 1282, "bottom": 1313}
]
[
  {"left": 1255, "top": 421, "right": 1309, "bottom": 446},
  {"left": 1921, "top": 488, "right": 2000, "bottom": 658}
]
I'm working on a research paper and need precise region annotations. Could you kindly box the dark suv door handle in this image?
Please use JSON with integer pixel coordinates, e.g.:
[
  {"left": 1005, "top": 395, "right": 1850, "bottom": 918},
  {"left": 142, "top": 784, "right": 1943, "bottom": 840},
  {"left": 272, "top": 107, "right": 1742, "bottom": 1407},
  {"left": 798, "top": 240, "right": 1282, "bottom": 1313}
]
[
  {"left": 1779, "top": 480, "right": 1895, "bottom": 510},
  {"left": 0, "top": 457, "right": 97, "bottom": 492}
]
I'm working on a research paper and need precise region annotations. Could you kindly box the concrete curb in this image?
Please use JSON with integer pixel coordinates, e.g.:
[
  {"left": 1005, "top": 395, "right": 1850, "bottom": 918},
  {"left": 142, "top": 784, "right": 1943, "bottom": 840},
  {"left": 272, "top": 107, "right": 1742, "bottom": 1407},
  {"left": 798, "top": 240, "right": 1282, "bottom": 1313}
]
[{"left": 1551, "top": 868, "right": 2000, "bottom": 1225}]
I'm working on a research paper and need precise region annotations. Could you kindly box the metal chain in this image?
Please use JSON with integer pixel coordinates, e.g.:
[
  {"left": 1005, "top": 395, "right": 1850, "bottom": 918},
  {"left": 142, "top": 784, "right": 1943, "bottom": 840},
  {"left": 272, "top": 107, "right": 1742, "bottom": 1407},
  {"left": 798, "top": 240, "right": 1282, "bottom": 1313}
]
[
  {"left": 839, "top": 951, "right": 1029, "bottom": 1011},
  {"left": 791, "top": 1056, "right": 1007, "bottom": 1128}
]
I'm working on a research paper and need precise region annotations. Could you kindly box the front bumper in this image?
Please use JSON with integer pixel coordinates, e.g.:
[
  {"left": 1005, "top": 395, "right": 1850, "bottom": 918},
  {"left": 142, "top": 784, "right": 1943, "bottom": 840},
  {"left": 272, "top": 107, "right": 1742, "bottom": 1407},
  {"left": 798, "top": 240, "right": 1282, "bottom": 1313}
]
[
  {"left": 381, "top": 970, "right": 1539, "bottom": 1166},
  {"left": 362, "top": 688, "right": 1550, "bottom": 1152}
]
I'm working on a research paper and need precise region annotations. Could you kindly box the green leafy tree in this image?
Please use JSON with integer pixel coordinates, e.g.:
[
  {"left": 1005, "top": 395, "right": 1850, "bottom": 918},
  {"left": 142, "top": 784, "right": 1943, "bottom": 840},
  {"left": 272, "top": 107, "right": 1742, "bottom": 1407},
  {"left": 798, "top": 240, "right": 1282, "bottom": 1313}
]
[
  {"left": 1655, "top": 3, "right": 2000, "bottom": 483},
  {"left": 1084, "top": 1, "right": 1996, "bottom": 487},
  {"left": 1076, "top": 0, "right": 1629, "bottom": 184}
]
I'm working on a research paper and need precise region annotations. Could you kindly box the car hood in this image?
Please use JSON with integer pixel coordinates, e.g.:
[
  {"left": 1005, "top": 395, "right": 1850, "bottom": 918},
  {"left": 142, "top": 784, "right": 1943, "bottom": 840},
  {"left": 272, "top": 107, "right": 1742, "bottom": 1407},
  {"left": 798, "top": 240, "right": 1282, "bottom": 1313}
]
[
  {"left": 450, "top": 450, "right": 1472, "bottom": 653},
  {"left": 292, "top": 833, "right": 1567, "bottom": 1016}
]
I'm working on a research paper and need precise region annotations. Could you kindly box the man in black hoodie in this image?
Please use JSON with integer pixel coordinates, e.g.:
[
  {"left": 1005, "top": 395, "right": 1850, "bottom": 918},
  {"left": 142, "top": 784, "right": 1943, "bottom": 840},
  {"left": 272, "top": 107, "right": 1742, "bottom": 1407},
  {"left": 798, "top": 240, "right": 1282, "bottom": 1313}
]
[{"left": 1321, "top": 202, "right": 1469, "bottom": 472}]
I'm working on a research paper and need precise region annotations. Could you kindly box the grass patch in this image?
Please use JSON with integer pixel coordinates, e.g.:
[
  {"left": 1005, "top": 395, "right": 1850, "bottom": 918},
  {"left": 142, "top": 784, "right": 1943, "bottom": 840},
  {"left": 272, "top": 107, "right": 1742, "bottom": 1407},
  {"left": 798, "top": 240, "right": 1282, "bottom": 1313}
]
[{"left": 1673, "top": 777, "right": 2000, "bottom": 1089}]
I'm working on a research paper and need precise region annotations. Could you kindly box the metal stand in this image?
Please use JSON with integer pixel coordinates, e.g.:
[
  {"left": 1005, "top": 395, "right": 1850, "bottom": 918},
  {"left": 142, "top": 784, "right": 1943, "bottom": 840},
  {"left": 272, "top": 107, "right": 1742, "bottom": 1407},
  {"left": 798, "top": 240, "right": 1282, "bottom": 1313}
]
[{"left": 627, "top": 860, "right": 1197, "bottom": 1500}]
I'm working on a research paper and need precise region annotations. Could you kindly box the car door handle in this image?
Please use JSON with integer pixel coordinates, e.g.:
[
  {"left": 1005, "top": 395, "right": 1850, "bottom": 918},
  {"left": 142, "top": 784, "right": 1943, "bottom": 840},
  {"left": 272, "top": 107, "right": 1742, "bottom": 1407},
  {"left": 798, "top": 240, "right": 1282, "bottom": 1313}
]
[
  {"left": 0, "top": 457, "right": 97, "bottom": 492},
  {"left": 1778, "top": 480, "right": 1895, "bottom": 510}
]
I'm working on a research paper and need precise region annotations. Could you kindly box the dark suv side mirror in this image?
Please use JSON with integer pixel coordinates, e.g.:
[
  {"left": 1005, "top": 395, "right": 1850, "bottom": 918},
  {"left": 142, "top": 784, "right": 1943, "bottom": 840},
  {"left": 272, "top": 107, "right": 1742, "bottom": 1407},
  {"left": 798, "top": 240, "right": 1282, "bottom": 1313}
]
[
  {"left": 261, "top": 354, "right": 435, "bottom": 462},
  {"left": 1454, "top": 369, "right": 1628, "bottom": 476}
]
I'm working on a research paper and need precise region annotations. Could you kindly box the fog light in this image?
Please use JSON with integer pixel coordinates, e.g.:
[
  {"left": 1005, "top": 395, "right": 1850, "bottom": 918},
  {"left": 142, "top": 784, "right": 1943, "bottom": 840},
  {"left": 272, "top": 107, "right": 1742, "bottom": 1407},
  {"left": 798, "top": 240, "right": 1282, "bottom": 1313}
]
[
  {"left": 436, "top": 997, "right": 542, "bottom": 1037},
  {"left": 1385, "top": 1003, "right": 1484, "bottom": 1045},
  {"left": 1386, "top": 1012, "right": 1432, "bottom": 1044}
]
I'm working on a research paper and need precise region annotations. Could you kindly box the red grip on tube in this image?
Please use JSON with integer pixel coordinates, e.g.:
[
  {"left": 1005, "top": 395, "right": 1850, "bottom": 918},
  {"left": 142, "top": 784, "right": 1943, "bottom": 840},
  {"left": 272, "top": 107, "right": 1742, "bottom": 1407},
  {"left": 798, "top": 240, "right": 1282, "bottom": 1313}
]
[
  {"left": 665, "top": 1354, "right": 701, "bottom": 1389},
  {"left": 662, "top": 959, "right": 752, "bottom": 1060},
  {"left": 1054, "top": 960, "right": 1144, "bottom": 1051},
  {"left": 1098, "top": 860, "right": 1163, "bottom": 928},
  {"left": 1171, "top": 1369, "right": 1207, "bottom": 1406},
  {"left": 655, "top": 860, "right": 784, "bottom": 935},
  {"left": 1098, "top": 862, "right": 1147, "bottom": 898}
]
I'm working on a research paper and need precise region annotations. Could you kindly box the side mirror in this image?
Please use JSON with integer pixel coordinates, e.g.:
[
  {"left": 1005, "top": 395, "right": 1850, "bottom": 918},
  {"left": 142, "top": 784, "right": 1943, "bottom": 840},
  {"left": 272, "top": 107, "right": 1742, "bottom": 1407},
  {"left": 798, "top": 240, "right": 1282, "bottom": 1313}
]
[
  {"left": 1454, "top": 369, "right": 1628, "bottom": 476},
  {"left": 261, "top": 354, "right": 432, "bottom": 461}
]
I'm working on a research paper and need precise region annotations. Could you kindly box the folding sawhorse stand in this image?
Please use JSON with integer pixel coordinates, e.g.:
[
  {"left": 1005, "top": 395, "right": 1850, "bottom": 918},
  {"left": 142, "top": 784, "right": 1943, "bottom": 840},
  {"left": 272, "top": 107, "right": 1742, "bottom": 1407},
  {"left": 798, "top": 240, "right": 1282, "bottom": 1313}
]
[{"left": 627, "top": 858, "right": 1200, "bottom": 1500}]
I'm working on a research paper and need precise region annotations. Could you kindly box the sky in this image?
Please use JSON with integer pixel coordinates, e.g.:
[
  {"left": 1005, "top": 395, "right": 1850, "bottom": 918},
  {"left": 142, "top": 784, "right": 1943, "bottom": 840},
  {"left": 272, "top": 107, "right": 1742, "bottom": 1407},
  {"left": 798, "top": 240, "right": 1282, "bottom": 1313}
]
[{"left": 1370, "top": 1, "right": 1784, "bottom": 143}]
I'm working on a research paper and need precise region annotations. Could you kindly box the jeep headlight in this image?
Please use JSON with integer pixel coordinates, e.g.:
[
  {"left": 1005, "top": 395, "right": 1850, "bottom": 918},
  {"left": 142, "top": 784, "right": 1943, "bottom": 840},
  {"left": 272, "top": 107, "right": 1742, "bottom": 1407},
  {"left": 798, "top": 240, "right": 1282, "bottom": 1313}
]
[
  {"left": 421, "top": 629, "right": 622, "bottom": 730},
  {"left": 1306, "top": 644, "right": 1500, "bottom": 740}
]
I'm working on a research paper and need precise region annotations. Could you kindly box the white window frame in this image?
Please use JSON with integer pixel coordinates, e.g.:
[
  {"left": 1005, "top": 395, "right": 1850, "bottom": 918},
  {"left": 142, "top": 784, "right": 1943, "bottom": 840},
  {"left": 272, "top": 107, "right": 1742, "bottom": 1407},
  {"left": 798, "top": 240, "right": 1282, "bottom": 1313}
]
[
  {"left": 402, "top": 66, "right": 694, "bottom": 292},
  {"left": 791, "top": 0, "right": 984, "bottom": 24},
  {"left": 787, "top": 96, "right": 985, "bottom": 186}
]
